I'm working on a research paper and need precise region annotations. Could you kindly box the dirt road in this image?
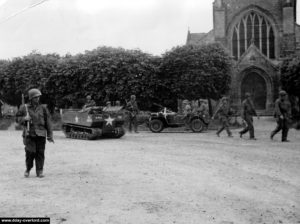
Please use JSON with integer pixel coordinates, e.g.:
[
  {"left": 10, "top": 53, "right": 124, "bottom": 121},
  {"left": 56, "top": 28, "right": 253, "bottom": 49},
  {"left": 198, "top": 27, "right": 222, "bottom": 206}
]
[{"left": 0, "top": 118, "right": 299, "bottom": 224}]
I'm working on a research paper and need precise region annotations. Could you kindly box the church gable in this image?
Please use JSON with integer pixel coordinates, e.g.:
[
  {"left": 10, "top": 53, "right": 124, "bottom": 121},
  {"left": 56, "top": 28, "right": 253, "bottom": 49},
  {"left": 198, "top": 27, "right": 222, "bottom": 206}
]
[
  {"left": 237, "top": 44, "right": 280, "bottom": 70},
  {"left": 222, "top": 0, "right": 282, "bottom": 28},
  {"left": 228, "top": 9, "right": 277, "bottom": 60}
]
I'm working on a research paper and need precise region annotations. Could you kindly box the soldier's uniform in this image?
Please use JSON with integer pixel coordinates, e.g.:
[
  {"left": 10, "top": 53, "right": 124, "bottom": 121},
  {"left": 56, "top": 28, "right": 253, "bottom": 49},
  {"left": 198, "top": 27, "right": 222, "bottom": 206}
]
[
  {"left": 16, "top": 89, "right": 53, "bottom": 178},
  {"left": 198, "top": 99, "right": 209, "bottom": 117},
  {"left": 271, "top": 91, "right": 291, "bottom": 142},
  {"left": 239, "top": 93, "right": 257, "bottom": 140},
  {"left": 216, "top": 97, "right": 232, "bottom": 137},
  {"left": 183, "top": 103, "right": 192, "bottom": 130},
  {"left": 82, "top": 95, "right": 96, "bottom": 110},
  {"left": 126, "top": 95, "right": 139, "bottom": 133}
]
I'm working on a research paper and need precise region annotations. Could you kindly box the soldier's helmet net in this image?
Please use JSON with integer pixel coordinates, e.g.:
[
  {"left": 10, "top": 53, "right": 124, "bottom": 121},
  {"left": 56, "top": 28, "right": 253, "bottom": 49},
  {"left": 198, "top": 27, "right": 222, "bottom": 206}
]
[
  {"left": 221, "top": 96, "right": 228, "bottom": 102},
  {"left": 28, "top": 89, "right": 42, "bottom": 100},
  {"left": 279, "top": 90, "right": 287, "bottom": 96},
  {"left": 245, "top": 92, "right": 251, "bottom": 98}
]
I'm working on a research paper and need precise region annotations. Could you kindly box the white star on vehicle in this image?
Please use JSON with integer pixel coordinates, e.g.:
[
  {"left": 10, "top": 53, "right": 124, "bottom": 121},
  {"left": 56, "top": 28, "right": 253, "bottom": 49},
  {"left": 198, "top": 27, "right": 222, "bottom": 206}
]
[
  {"left": 86, "top": 115, "right": 92, "bottom": 123},
  {"left": 105, "top": 116, "right": 114, "bottom": 126}
]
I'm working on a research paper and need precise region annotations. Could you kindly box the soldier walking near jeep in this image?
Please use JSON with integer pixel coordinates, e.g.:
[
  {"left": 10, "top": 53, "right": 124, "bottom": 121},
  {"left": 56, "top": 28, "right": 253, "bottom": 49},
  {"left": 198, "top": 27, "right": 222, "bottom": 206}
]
[
  {"left": 213, "top": 96, "right": 233, "bottom": 137},
  {"left": 16, "top": 88, "right": 54, "bottom": 178},
  {"left": 126, "top": 95, "right": 139, "bottom": 133},
  {"left": 239, "top": 92, "right": 259, "bottom": 140},
  {"left": 271, "top": 90, "right": 292, "bottom": 142}
]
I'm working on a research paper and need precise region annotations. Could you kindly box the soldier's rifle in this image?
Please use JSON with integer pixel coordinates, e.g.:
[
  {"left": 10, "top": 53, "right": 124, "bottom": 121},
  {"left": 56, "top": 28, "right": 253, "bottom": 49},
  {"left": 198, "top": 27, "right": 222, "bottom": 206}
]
[
  {"left": 211, "top": 100, "right": 224, "bottom": 120},
  {"left": 125, "top": 99, "right": 138, "bottom": 118},
  {"left": 22, "top": 94, "right": 30, "bottom": 136}
]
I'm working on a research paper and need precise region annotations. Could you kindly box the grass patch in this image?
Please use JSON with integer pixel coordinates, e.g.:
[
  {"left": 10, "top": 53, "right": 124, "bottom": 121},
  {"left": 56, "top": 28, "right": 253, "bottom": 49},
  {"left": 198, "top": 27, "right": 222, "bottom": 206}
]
[{"left": 0, "top": 117, "right": 15, "bottom": 130}]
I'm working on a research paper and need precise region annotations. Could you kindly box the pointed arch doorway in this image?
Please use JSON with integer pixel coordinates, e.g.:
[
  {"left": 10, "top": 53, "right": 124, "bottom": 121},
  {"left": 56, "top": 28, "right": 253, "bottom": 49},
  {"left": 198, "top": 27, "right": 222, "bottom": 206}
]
[{"left": 241, "top": 72, "right": 267, "bottom": 110}]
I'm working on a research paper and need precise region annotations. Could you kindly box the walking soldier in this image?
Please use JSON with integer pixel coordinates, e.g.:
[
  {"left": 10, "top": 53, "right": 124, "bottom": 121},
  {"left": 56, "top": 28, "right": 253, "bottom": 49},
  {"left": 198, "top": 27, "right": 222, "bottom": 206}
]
[
  {"left": 213, "top": 96, "right": 233, "bottom": 137},
  {"left": 271, "top": 90, "right": 292, "bottom": 142},
  {"left": 239, "top": 92, "right": 259, "bottom": 140}
]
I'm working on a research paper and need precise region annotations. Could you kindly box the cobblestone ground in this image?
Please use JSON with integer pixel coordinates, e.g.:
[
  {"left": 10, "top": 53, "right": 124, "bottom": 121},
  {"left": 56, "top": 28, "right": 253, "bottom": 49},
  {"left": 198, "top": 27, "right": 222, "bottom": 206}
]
[{"left": 0, "top": 117, "right": 299, "bottom": 224}]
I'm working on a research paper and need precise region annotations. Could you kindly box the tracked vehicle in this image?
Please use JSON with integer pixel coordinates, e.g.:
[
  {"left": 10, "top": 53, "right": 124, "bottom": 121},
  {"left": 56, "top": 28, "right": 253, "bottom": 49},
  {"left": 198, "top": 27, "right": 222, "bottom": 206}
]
[{"left": 61, "top": 106, "right": 125, "bottom": 140}]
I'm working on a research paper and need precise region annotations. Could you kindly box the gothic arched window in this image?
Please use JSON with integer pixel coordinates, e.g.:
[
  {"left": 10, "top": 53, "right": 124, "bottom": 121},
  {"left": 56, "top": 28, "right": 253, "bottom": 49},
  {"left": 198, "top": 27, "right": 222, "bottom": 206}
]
[{"left": 231, "top": 11, "right": 275, "bottom": 60}]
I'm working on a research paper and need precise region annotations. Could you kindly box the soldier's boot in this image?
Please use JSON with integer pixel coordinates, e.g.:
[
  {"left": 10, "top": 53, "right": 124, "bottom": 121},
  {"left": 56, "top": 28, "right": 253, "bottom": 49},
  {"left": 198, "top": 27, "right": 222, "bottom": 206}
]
[
  {"left": 37, "top": 170, "right": 44, "bottom": 178},
  {"left": 24, "top": 170, "right": 30, "bottom": 178}
]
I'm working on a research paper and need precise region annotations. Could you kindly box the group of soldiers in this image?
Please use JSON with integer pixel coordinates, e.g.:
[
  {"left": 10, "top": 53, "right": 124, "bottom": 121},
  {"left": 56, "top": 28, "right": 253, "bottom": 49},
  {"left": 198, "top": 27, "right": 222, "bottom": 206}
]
[
  {"left": 212, "top": 90, "right": 292, "bottom": 142},
  {"left": 16, "top": 88, "right": 292, "bottom": 178},
  {"left": 81, "top": 94, "right": 140, "bottom": 133}
]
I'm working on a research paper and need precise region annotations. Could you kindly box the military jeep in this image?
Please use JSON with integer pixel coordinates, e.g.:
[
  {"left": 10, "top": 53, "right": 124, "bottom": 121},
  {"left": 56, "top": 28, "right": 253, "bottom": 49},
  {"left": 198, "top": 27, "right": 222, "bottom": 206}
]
[{"left": 148, "top": 107, "right": 210, "bottom": 133}]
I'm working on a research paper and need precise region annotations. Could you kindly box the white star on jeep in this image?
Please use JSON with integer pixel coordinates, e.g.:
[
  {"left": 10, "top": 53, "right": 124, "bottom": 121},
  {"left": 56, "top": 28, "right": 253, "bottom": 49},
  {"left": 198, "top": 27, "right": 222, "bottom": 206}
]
[{"left": 105, "top": 116, "right": 114, "bottom": 126}]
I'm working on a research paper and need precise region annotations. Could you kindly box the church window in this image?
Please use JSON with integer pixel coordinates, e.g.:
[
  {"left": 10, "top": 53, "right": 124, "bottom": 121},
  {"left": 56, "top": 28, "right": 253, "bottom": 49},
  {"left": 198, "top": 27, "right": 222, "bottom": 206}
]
[
  {"left": 269, "top": 28, "right": 275, "bottom": 59},
  {"left": 246, "top": 16, "right": 252, "bottom": 48},
  {"left": 232, "top": 29, "right": 238, "bottom": 60},
  {"left": 232, "top": 11, "right": 275, "bottom": 59},
  {"left": 239, "top": 21, "right": 246, "bottom": 56},
  {"left": 253, "top": 15, "right": 260, "bottom": 49}
]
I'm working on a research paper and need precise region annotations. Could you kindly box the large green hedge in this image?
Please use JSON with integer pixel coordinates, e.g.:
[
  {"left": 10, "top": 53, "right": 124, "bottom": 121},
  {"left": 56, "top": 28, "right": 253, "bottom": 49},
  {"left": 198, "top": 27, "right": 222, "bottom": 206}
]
[{"left": 0, "top": 44, "right": 232, "bottom": 112}]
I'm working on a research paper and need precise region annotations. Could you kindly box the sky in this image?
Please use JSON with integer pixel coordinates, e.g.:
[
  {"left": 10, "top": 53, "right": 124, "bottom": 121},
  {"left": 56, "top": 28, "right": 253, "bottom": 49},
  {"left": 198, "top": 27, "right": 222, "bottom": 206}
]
[{"left": 0, "top": 0, "right": 299, "bottom": 60}]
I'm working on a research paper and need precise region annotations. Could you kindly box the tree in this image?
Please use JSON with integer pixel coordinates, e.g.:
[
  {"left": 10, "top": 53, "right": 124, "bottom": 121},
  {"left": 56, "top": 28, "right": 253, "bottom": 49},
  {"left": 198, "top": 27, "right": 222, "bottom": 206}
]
[
  {"left": 45, "top": 47, "right": 161, "bottom": 110},
  {"left": 159, "top": 43, "right": 232, "bottom": 109},
  {"left": 280, "top": 56, "right": 300, "bottom": 120},
  {"left": 0, "top": 53, "right": 60, "bottom": 108}
]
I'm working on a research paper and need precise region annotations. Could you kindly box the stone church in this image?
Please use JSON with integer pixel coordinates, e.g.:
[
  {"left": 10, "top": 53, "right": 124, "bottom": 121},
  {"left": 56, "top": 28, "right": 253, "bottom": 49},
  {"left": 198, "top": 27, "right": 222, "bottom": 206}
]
[{"left": 186, "top": 0, "right": 300, "bottom": 114}]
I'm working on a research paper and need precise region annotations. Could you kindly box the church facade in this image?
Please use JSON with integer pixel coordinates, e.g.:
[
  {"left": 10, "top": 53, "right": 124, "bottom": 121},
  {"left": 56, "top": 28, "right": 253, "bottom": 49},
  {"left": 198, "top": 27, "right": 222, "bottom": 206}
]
[{"left": 186, "top": 0, "right": 300, "bottom": 113}]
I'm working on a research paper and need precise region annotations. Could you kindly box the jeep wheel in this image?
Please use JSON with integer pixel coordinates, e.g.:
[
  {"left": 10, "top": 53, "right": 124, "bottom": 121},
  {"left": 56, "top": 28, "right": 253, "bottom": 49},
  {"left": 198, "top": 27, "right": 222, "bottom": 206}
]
[
  {"left": 149, "top": 119, "right": 164, "bottom": 133},
  {"left": 190, "top": 118, "right": 204, "bottom": 133}
]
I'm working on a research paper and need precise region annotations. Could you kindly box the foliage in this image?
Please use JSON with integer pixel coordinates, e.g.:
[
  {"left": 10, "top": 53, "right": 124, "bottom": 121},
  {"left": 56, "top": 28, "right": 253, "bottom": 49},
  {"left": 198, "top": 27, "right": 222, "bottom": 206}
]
[
  {"left": 281, "top": 56, "right": 300, "bottom": 97},
  {"left": 280, "top": 56, "right": 300, "bottom": 119},
  {"left": 45, "top": 47, "right": 161, "bottom": 109},
  {"left": 0, "top": 53, "right": 60, "bottom": 108},
  {"left": 159, "top": 43, "right": 232, "bottom": 109},
  {"left": 0, "top": 44, "right": 233, "bottom": 112}
]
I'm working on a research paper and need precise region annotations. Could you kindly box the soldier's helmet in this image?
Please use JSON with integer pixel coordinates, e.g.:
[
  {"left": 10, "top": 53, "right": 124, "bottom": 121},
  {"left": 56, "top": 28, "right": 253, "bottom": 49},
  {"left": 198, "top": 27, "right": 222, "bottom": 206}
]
[
  {"left": 86, "top": 95, "right": 92, "bottom": 100},
  {"left": 245, "top": 92, "right": 251, "bottom": 98},
  {"left": 28, "top": 88, "right": 42, "bottom": 100},
  {"left": 279, "top": 90, "right": 287, "bottom": 96},
  {"left": 221, "top": 96, "right": 228, "bottom": 102}
]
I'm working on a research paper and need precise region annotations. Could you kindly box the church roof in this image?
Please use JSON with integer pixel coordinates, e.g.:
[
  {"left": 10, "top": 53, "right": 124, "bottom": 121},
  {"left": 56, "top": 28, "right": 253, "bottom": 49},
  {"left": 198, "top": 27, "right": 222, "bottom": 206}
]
[{"left": 186, "top": 29, "right": 215, "bottom": 45}]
